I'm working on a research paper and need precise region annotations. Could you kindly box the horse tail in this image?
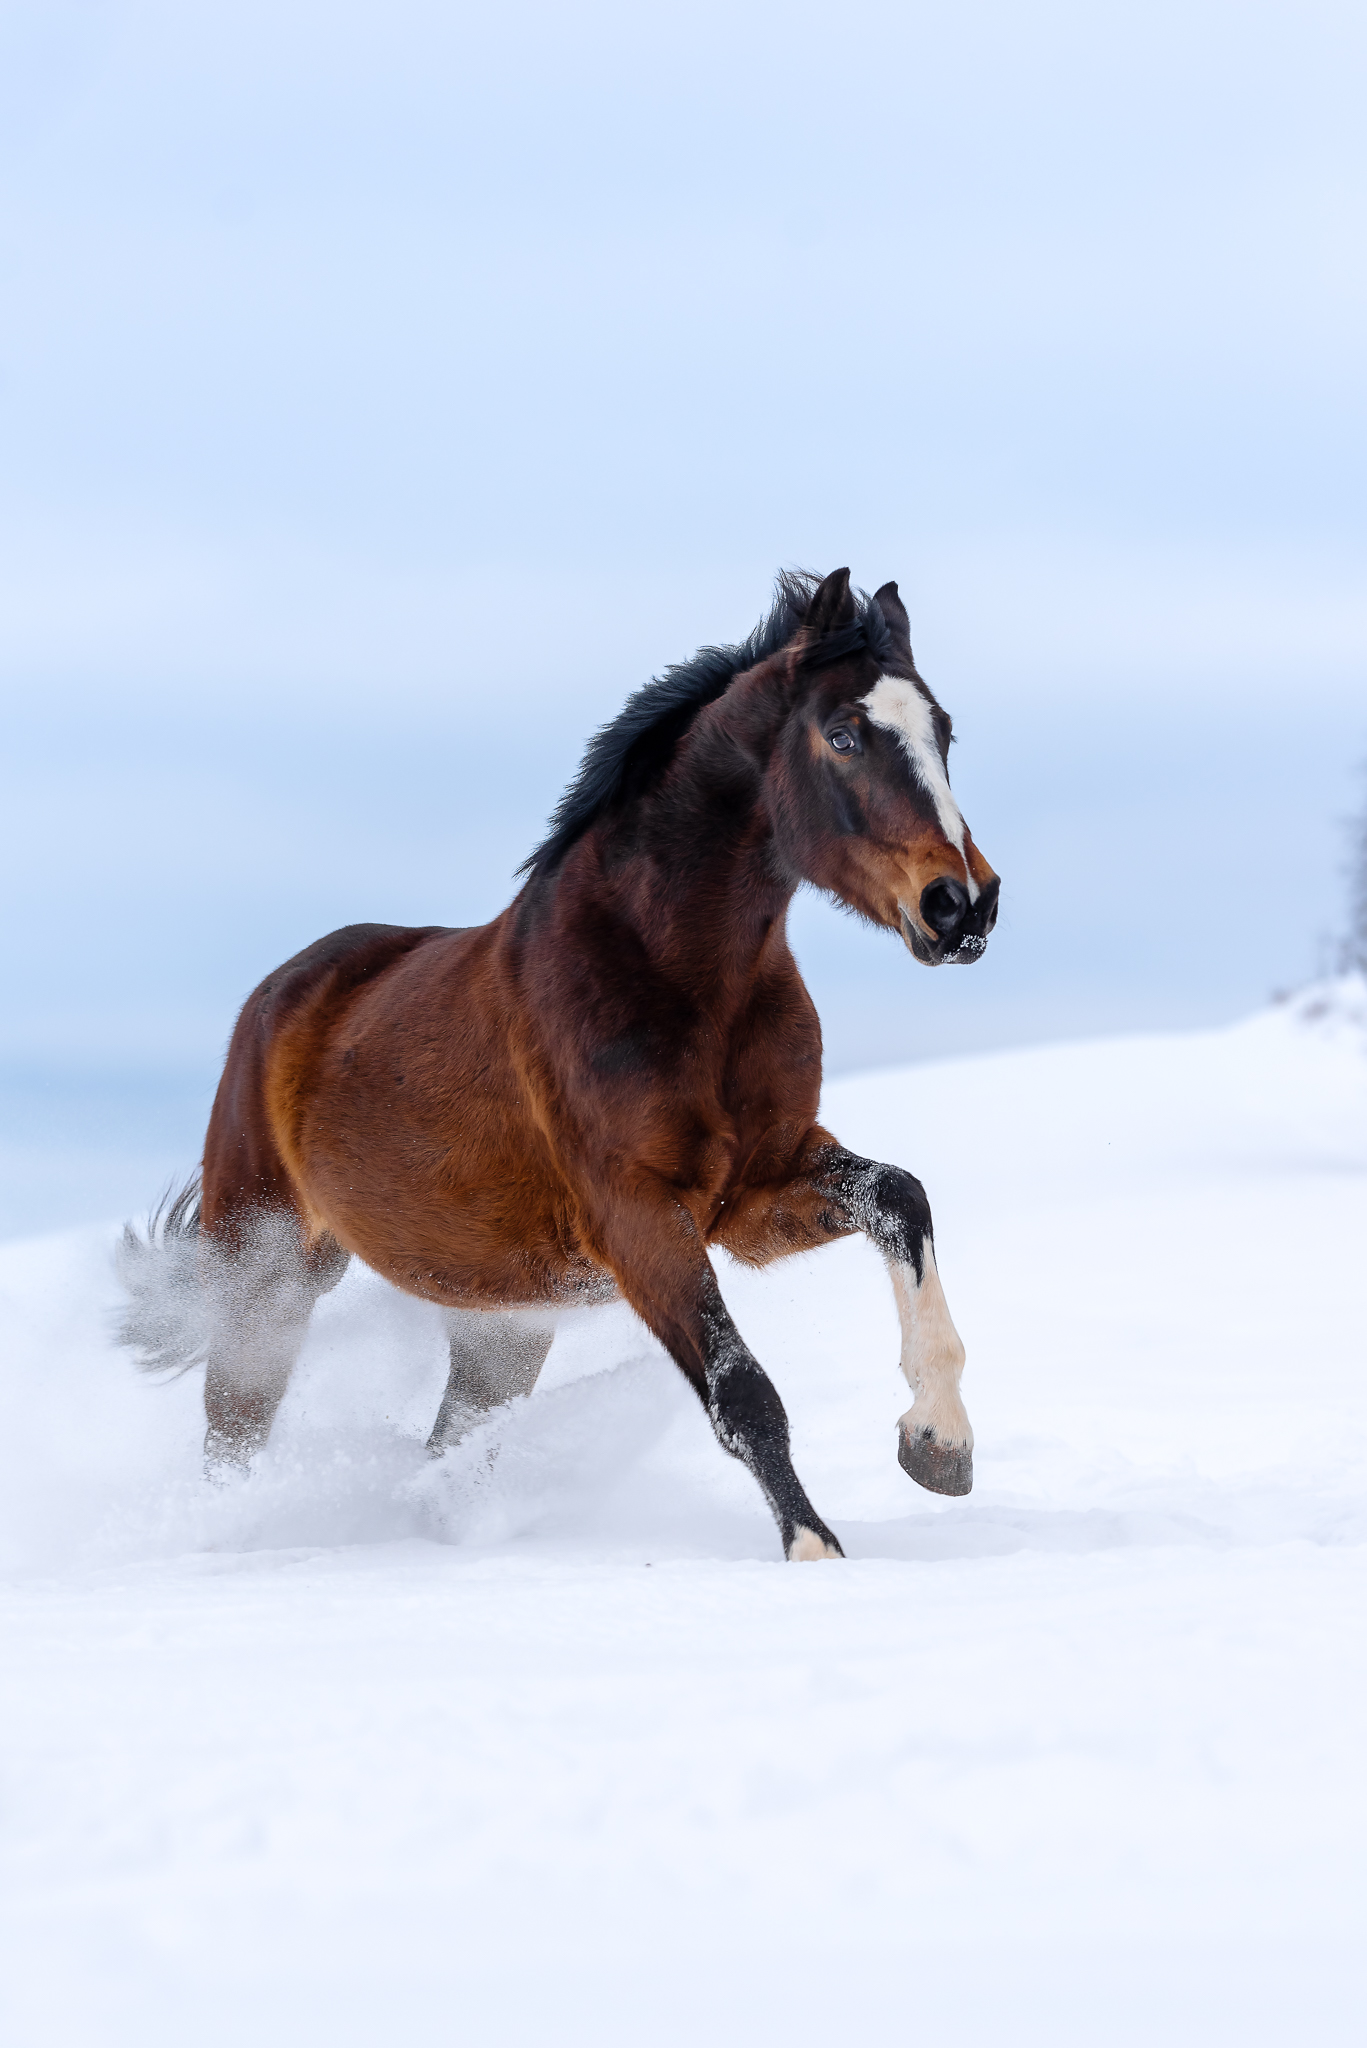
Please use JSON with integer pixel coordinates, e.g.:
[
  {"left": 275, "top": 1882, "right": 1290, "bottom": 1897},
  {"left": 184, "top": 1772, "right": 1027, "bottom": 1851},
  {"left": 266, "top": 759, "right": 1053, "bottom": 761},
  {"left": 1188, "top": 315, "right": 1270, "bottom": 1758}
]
[{"left": 115, "top": 1175, "right": 210, "bottom": 1376}]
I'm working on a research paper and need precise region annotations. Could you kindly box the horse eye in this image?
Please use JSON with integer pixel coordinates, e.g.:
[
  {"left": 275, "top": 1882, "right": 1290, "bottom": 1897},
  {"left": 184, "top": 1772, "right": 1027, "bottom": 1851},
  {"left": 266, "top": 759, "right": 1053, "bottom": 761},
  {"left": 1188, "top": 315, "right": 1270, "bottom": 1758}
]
[{"left": 828, "top": 727, "right": 855, "bottom": 754}]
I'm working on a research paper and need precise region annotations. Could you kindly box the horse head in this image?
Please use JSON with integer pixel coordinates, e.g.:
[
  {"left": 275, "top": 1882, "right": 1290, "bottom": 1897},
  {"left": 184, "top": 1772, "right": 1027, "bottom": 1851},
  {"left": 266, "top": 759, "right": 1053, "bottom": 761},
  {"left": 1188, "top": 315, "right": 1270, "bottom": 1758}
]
[{"left": 724, "top": 567, "right": 1000, "bottom": 966}]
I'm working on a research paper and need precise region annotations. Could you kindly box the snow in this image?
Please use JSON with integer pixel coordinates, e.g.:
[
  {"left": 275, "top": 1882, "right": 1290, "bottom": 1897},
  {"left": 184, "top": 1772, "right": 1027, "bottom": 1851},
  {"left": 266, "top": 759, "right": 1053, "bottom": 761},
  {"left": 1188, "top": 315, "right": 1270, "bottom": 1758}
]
[{"left": 2, "top": 985, "right": 1365, "bottom": 2045}]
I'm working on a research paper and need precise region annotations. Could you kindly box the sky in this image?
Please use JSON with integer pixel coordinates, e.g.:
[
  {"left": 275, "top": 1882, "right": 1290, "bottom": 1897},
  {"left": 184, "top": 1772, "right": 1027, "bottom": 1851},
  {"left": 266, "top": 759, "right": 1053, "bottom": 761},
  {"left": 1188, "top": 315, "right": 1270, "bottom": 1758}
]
[{"left": 1, "top": 0, "right": 1365, "bottom": 1234}]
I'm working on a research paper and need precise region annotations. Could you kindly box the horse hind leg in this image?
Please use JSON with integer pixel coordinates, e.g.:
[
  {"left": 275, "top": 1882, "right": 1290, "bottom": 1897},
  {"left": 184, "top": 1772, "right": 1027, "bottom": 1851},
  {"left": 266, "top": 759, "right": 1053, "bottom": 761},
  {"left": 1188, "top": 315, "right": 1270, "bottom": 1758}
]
[
  {"left": 203, "top": 1209, "right": 350, "bottom": 1474},
  {"left": 427, "top": 1310, "right": 556, "bottom": 1452}
]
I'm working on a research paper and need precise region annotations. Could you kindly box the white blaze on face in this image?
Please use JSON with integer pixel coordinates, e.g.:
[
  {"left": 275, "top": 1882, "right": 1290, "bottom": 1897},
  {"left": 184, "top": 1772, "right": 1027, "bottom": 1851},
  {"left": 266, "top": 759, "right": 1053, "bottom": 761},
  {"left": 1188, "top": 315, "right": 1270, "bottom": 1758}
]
[{"left": 859, "top": 675, "right": 978, "bottom": 902}]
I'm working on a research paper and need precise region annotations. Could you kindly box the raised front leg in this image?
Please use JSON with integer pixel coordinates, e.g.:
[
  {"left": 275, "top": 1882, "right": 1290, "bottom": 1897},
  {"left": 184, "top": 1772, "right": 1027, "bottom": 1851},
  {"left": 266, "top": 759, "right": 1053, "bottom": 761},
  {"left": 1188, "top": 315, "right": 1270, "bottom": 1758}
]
[
  {"left": 587, "top": 1183, "right": 843, "bottom": 1561},
  {"left": 712, "top": 1136, "right": 974, "bottom": 1496},
  {"left": 873, "top": 1210, "right": 972, "bottom": 1495}
]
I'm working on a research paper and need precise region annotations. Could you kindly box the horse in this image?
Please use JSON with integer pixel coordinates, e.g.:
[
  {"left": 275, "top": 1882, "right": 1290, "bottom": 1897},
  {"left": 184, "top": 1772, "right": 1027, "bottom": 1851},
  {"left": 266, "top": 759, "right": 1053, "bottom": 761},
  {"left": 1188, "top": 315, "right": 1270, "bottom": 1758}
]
[{"left": 120, "top": 567, "right": 999, "bottom": 1560}]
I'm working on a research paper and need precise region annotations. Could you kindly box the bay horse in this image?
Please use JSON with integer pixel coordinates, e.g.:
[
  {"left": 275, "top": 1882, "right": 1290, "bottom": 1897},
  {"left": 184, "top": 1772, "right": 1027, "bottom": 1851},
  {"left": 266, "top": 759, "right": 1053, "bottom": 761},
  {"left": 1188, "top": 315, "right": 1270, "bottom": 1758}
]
[{"left": 121, "top": 568, "right": 999, "bottom": 1560}]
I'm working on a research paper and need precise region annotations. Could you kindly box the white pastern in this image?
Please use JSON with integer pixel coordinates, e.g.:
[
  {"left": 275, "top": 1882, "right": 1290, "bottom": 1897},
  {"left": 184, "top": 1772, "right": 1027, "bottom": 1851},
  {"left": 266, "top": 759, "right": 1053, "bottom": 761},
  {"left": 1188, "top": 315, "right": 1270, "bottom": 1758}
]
[
  {"left": 859, "top": 675, "right": 978, "bottom": 901},
  {"left": 788, "top": 1528, "right": 842, "bottom": 1561},
  {"left": 888, "top": 1244, "right": 972, "bottom": 1449}
]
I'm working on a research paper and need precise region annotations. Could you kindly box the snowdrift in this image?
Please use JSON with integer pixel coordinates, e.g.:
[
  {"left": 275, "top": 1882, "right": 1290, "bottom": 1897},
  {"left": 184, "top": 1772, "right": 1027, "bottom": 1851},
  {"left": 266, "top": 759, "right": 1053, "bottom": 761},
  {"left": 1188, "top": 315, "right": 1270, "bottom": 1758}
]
[{"left": 1, "top": 986, "right": 1364, "bottom": 2045}]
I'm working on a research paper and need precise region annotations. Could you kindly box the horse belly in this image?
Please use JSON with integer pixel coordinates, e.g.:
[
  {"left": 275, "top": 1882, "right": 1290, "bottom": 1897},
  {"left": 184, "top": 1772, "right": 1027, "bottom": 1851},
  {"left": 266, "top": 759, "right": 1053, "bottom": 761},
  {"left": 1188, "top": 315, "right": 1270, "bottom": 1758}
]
[{"left": 316, "top": 1142, "right": 600, "bottom": 1311}]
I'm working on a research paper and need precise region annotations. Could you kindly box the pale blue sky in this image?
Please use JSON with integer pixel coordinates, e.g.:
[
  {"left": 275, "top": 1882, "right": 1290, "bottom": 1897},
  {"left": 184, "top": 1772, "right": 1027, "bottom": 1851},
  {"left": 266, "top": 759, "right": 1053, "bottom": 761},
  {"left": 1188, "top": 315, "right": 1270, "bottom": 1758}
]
[{"left": 1, "top": 0, "right": 1364, "bottom": 1233}]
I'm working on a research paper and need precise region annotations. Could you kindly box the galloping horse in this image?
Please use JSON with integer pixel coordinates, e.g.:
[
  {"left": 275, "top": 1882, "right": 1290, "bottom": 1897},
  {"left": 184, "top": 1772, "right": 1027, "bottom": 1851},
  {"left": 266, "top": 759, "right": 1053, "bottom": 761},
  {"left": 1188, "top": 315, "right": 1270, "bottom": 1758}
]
[{"left": 122, "top": 569, "right": 999, "bottom": 1560}]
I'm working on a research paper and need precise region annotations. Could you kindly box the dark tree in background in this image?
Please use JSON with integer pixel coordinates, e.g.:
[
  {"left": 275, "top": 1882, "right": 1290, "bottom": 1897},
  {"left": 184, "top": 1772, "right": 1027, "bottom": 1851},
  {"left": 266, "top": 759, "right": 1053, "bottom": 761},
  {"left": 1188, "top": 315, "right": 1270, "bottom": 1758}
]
[{"left": 1345, "top": 769, "right": 1367, "bottom": 976}]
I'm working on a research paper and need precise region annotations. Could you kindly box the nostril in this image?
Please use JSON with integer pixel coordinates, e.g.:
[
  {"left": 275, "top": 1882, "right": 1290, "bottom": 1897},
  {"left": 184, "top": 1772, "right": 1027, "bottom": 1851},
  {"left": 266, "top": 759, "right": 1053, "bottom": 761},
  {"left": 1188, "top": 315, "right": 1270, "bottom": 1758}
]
[{"left": 920, "top": 877, "right": 969, "bottom": 937}]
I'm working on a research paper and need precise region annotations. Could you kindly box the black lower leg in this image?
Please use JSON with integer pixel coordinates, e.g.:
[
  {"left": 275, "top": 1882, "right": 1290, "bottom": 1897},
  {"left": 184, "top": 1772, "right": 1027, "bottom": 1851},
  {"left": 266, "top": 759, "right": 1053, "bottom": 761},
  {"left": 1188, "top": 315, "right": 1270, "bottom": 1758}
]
[{"left": 698, "top": 1293, "right": 843, "bottom": 1559}]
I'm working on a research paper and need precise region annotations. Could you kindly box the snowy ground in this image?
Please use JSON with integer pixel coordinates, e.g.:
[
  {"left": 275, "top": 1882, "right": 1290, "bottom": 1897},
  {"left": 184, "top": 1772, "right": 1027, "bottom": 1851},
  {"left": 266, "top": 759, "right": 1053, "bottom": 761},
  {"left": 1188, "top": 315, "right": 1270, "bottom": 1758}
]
[{"left": 2, "top": 984, "right": 1365, "bottom": 2045}]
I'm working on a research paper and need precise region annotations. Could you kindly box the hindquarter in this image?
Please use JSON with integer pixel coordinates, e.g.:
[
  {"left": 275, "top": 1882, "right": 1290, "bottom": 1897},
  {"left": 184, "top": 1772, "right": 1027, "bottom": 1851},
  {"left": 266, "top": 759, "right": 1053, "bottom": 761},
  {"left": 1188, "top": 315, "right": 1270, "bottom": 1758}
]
[
  {"left": 203, "top": 923, "right": 443, "bottom": 1242},
  {"left": 261, "top": 924, "right": 599, "bottom": 1308}
]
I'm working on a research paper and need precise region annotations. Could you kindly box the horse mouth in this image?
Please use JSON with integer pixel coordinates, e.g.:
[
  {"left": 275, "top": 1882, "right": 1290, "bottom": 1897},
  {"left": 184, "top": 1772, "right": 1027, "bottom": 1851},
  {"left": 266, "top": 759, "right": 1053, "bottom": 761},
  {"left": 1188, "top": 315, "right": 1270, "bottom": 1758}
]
[{"left": 898, "top": 907, "right": 940, "bottom": 964}]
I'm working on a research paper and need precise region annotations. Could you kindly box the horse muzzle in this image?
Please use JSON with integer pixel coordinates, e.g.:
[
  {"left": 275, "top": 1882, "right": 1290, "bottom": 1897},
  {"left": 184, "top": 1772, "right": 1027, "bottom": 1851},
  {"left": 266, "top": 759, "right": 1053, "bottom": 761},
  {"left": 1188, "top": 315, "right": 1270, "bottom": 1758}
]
[{"left": 899, "top": 874, "right": 1000, "bottom": 966}]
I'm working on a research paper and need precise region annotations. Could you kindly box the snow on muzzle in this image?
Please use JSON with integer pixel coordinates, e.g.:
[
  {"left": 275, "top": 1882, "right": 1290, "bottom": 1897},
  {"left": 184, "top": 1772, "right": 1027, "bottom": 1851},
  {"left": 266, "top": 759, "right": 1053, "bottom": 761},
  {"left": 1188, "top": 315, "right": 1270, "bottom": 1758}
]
[{"left": 900, "top": 872, "right": 1001, "bottom": 966}]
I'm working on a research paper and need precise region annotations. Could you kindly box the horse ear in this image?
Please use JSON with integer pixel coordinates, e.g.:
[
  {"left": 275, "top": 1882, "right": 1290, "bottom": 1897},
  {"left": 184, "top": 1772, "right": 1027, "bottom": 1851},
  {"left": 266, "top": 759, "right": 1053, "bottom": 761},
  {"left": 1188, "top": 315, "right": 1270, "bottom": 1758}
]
[
  {"left": 804, "top": 567, "right": 855, "bottom": 642},
  {"left": 873, "top": 580, "right": 912, "bottom": 648}
]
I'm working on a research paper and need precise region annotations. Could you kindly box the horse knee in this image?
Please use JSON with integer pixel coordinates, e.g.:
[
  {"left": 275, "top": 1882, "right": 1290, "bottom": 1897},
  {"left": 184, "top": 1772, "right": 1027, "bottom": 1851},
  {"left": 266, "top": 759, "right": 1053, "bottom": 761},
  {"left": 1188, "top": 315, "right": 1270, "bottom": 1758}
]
[
  {"left": 826, "top": 1154, "right": 933, "bottom": 1271},
  {"left": 874, "top": 1167, "right": 933, "bottom": 1271}
]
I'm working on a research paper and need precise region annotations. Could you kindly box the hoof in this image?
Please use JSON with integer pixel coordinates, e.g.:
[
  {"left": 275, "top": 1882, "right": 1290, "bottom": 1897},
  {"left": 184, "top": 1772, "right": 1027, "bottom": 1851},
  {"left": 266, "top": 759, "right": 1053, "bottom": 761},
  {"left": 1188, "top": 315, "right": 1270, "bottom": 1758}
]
[
  {"left": 202, "top": 1432, "right": 254, "bottom": 1483},
  {"left": 898, "top": 1423, "right": 973, "bottom": 1496},
  {"left": 787, "top": 1526, "right": 844, "bottom": 1561}
]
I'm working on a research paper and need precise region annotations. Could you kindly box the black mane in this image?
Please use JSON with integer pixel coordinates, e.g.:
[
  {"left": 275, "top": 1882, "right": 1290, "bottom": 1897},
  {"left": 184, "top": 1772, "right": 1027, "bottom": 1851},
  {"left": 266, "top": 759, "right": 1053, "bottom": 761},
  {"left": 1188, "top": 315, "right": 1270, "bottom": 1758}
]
[{"left": 521, "top": 570, "right": 895, "bottom": 877}]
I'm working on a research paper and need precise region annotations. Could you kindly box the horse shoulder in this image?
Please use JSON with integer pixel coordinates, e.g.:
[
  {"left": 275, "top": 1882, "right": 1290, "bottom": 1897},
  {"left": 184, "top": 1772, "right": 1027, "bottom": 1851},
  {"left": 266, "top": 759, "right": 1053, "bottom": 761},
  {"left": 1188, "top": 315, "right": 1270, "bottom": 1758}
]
[{"left": 719, "top": 952, "right": 824, "bottom": 1172}]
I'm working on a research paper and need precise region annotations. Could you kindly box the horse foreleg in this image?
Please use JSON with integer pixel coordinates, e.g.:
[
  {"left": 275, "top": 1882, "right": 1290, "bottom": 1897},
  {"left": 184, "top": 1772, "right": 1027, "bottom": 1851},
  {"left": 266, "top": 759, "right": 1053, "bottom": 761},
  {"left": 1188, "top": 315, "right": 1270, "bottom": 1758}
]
[
  {"left": 427, "top": 1312, "right": 556, "bottom": 1451},
  {"left": 713, "top": 1138, "right": 973, "bottom": 1497},
  {"left": 882, "top": 1234, "right": 972, "bottom": 1495},
  {"left": 590, "top": 1186, "right": 842, "bottom": 1561}
]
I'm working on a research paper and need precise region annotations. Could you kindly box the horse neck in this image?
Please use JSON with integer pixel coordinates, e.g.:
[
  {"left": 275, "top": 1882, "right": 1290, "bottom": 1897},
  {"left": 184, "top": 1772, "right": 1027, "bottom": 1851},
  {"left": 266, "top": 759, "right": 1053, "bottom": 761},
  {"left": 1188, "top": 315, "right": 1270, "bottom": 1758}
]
[{"left": 603, "top": 744, "right": 795, "bottom": 1009}]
